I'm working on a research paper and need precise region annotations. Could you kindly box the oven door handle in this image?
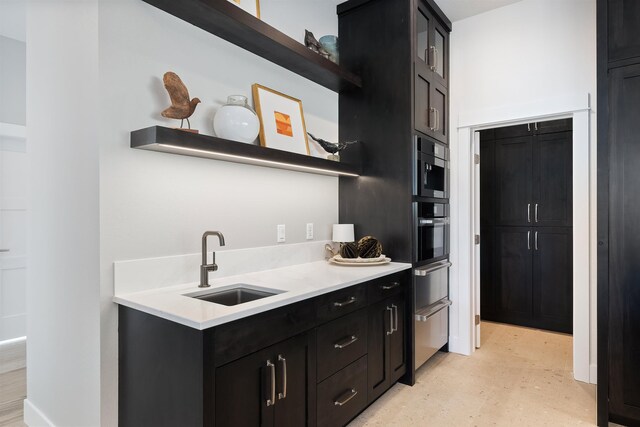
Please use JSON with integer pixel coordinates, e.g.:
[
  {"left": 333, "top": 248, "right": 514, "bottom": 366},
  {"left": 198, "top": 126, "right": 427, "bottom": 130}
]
[
  {"left": 414, "top": 261, "right": 452, "bottom": 276},
  {"left": 415, "top": 299, "right": 452, "bottom": 322},
  {"left": 418, "top": 218, "right": 449, "bottom": 226}
]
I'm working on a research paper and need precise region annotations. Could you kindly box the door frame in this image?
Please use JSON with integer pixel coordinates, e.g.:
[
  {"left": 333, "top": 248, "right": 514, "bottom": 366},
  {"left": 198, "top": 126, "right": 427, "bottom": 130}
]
[{"left": 449, "top": 93, "right": 595, "bottom": 384}]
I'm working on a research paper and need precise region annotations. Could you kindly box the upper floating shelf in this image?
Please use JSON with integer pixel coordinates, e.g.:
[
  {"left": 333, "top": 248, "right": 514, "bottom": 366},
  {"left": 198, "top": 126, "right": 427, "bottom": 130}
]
[
  {"left": 142, "top": 0, "right": 362, "bottom": 92},
  {"left": 131, "top": 126, "right": 361, "bottom": 177}
]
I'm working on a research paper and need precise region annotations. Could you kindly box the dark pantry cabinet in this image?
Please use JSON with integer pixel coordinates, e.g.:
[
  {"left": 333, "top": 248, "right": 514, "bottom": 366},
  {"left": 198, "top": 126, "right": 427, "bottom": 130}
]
[
  {"left": 598, "top": 0, "right": 640, "bottom": 424},
  {"left": 119, "top": 271, "right": 410, "bottom": 427},
  {"left": 480, "top": 120, "right": 573, "bottom": 334}
]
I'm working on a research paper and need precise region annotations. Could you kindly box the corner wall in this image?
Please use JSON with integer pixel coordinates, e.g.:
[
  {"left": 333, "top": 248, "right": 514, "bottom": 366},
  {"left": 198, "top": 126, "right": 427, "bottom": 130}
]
[{"left": 448, "top": 0, "right": 597, "bottom": 381}]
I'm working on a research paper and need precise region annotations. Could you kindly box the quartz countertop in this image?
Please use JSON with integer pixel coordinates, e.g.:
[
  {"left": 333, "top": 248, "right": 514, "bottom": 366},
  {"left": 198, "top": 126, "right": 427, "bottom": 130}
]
[{"left": 113, "top": 260, "right": 412, "bottom": 330}]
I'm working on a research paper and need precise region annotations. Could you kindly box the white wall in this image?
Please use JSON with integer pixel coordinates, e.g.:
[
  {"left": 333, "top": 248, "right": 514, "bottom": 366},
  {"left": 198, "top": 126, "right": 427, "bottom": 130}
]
[
  {"left": 0, "top": 35, "right": 26, "bottom": 126},
  {"left": 448, "top": 0, "right": 597, "bottom": 379},
  {"left": 25, "top": 1, "right": 101, "bottom": 426},
  {"left": 98, "top": 0, "right": 340, "bottom": 425}
]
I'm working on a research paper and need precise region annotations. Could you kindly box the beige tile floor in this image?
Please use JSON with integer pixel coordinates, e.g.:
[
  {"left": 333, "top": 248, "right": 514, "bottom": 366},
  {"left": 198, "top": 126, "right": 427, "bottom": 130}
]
[
  {"left": 350, "top": 321, "right": 596, "bottom": 426},
  {"left": 0, "top": 339, "right": 26, "bottom": 427}
]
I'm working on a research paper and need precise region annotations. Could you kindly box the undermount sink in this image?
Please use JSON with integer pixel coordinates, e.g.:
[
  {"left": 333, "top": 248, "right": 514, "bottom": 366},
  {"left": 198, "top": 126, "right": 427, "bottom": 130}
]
[{"left": 187, "top": 284, "right": 283, "bottom": 306}]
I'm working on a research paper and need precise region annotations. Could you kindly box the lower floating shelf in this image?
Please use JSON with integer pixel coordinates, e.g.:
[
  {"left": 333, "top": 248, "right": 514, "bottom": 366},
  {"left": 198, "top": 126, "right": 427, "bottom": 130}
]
[{"left": 131, "top": 126, "right": 360, "bottom": 177}]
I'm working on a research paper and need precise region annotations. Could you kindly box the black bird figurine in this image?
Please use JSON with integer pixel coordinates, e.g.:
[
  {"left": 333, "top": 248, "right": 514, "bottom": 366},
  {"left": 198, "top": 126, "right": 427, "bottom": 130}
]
[
  {"left": 307, "top": 133, "right": 358, "bottom": 159},
  {"left": 304, "top": 30, "right": 331, "bottom": 59}
]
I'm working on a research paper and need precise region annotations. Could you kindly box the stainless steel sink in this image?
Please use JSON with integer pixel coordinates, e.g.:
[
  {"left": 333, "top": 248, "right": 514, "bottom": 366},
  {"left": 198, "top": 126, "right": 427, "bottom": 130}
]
[{"left": 187, "top": 284, "right": 283, "bottom": 306}]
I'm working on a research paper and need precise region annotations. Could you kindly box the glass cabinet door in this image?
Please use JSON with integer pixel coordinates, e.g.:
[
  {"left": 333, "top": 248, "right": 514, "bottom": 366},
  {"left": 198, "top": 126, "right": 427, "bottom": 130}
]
[
  {"left": 416, "top": 9, "right": 430, "bottom": 65},
  {"left": 434, "top": 24, "right": 446, "bottom": 81}
]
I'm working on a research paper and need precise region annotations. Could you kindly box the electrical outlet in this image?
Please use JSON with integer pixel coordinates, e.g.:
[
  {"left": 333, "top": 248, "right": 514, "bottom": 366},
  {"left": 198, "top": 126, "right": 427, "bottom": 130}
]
[
  {"left": 306, "top": 223, "right": 314, "bottom": 240},
  {"left": 277, "top": 224, "right": 286, "bottom": 243}
]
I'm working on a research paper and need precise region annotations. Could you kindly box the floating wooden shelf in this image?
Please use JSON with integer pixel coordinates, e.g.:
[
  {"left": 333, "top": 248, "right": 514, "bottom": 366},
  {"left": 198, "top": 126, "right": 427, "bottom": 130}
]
[
  {"left": 131, "top": 126, "right": 361, "bottom": 177},
  {"left": 141, "top": 0, "right": 362, "bottom": 92}
]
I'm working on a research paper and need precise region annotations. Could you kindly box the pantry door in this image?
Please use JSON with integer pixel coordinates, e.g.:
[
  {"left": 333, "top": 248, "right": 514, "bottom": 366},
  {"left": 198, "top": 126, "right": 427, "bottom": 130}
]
[{"left": 0, "top": 122, "right": 27, "bottom": 341}]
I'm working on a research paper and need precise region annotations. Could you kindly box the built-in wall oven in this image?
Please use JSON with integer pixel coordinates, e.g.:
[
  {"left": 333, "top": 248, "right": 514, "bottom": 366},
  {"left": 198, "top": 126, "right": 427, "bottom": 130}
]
[
  {"left": 414, "top": 202, "right": 449, "bottom": 265},
  {"left": 415, "top": 135, "right": 449, "bottom": 199},
  {"left": 413, "top": 260, "right": 452, "bottom": 370}
]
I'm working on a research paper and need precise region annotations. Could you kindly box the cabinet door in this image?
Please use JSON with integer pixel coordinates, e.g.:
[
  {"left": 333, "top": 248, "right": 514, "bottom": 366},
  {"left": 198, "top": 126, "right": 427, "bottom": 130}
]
[
  {"left": 367, "top": 299, "right": 393, "bottom": 403},
  {"left": 414, "top": 71, "right": 433, "bottom": 136},
  {"left": 533, "top": 131, "right": 572, "bottom": 227},
  {"left": 495, "top": 136, "right": 533, "bottom": 226},
  {"left": 415, "top": 6, "right": 432, "bottom": 71},
  {"left": 431, "top": 19, "right": 449, "bottom": 87},
  {"left": 388, "top": 293, "right": 406, "bottom": 384},
  {"left": 492, "top": 227, "right": 534, "bottom": 327},
  {"left": 415, "top": 4, "right": 448, "bottom": 88},
  {"left": 430, "top": 81, "right": 447, "bottom": 144},
  {"left": 608, "top": 64, "right": 640, "bottom": 421},
  {"left": 532, "top": 227, "right": 573, "bottom": 334},
  {"left": 215, "top": 333, "right": 311, "bottom": 427},
  {"left": 608, "top": 0, "right": 640, "bottom": 63}
]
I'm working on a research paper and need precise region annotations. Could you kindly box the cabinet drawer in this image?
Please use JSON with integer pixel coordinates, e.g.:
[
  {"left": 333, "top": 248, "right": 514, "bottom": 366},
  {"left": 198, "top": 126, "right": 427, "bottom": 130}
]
[
  {"left": 367, "top": 272, "right": 406, "bottom": 305},
  {"left": 316, "top": 309, "right": 367, "bottom": 382},
  {"left": 316, "top": 284, "right": 367, "bottom": 323},
  {"left": 213, "top": 299, "right": 316, "bottom": 366},
  {"left": 317, "top": 356, "right": 367, "bottom": 427}
]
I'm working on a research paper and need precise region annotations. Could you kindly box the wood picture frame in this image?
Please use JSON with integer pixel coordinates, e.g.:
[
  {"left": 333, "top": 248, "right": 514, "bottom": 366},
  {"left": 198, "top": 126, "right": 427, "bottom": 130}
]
[
  {"left": 252, "top": 84, "right": 311, "bottom": 156},
  {"left": 228, "top": 0, "right": 260, "bottom": 19}
]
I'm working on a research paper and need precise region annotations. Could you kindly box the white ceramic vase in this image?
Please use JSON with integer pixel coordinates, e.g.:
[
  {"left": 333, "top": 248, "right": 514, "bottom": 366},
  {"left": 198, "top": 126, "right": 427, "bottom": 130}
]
[{"left": 213, "top": 95, "right": 260, "bottom": 144}]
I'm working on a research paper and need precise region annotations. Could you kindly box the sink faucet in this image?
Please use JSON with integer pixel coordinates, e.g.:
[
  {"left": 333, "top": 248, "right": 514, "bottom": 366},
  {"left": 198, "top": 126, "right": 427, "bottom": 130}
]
[{"left": 200, "top": 231, "right": 226, "bottom": 288}]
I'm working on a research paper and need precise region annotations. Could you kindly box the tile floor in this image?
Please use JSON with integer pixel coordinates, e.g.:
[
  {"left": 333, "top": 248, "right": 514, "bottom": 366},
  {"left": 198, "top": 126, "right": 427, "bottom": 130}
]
[
  {"left": 349, "top": 321, "right": 596, "bottom": 426},
  {"left": 0, "top": 339, "right": 26, "bottom": 427}
]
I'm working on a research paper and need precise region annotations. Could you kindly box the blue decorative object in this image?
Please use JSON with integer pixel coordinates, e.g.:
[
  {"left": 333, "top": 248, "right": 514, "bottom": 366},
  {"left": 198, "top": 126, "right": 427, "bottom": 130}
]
[{"left": 319, "top": 35, "right": 339, "bottom": 64}]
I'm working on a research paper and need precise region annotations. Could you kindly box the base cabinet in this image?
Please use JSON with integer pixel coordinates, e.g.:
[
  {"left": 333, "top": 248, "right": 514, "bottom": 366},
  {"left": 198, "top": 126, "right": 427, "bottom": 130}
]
[
  {"left": 215, "top": 333, "right": 312, "bottom": 427},
  {"left": 119, "top": 270, "right": 410, "bottom": 427}
]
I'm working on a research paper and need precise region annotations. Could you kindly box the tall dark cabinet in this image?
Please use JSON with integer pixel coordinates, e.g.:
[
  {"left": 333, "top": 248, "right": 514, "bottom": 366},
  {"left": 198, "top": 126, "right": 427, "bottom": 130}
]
[
  {"left": 598, "top": 1, "right": 640, "bottom": 425},
  {"left": 480, "top": 121, "right": 573, "bottom": 334},
  {"left": 337, "top": 0, "right": 451, "bottom": 384}
]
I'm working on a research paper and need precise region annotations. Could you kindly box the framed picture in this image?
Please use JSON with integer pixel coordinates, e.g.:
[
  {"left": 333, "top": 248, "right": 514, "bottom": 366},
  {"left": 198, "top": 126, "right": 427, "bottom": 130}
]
[
  {"left": 252, "top": 84, "right": 311, "bottom": 156},
  {"left": 228, "top": 0, "right": 260, "bottom": 18}
]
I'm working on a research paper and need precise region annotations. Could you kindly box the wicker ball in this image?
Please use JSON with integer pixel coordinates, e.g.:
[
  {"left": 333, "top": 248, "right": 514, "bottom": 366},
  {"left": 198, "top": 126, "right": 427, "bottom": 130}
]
[
  {"left": 339, "top": 242, "right": 358, "bottom": 258},
  {"left": 357, "top": 236, "right": 383, "bottom": 258}
]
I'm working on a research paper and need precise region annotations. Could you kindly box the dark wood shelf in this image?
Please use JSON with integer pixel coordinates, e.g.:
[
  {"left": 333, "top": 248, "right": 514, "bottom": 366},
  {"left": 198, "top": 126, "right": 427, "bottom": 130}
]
[
  {"left": 131, "top": 126, "right": 361, "bottom": 177},
  {"left": 142, "top": 0, "right": 362, "bottom": 92}
]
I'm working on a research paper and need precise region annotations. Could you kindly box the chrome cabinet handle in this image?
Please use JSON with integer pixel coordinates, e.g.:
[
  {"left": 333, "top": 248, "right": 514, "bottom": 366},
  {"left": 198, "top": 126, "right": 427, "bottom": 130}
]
[
  {"left": 435, "top": 109, "right": 440, "bottom": 131},
  {"left": 392, "top": 304, "right": 398, "bottom": 333},
  {"left": 333, "top": 296, "right": 356, "bottom": 308},
  {"left": 527, "top": 231, "right": 531, "bottom": 250},
  {"left": 535, "top": 122, "right": 538, "bottom": 131},
  {"left": 381, "top": 281, "right": 400, "bottom": 291},
  {"left": 334, "top": 389, "right": 358, "bottom": 406},
  {"left": 429, "top": 107, "right": 436, "bottom": 131},
  {"left": 0, "top": 249, "right": 9, "bottom": 253},
  {"left": 535, "top": 231, "right": 539, "bottom": 251},
  {"left": 266, "top": 360, "right": 276, "bottom": 406},
  {"left": 414, "top": 261, "right": 452, "bottom": 276},
  {"left": 527, "top": 123, "right": 531, "bottom": 132},
  {"left": 277, "top": 355, "right": 287, "bottom": 400},
  {"left": 386, "top": 306, "right": 393, "bottom": 335},
  {"left": 528, "top": 203, "right": 531, "bottom": 223},
  {"left": 334, "top": 335, "right": 358, "bottom": 349},
  {"left": 415, "top": 299, "right": 452, "bottom": 322},
  {"left": 535, "top": 203, "right": 539, "bottom": 223}
]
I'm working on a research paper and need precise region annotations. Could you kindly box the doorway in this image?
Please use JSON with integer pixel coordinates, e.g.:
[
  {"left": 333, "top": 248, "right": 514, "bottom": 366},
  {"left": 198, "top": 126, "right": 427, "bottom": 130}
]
[{"left": 479, "top": 119, "right": 573, "bottom": 334}]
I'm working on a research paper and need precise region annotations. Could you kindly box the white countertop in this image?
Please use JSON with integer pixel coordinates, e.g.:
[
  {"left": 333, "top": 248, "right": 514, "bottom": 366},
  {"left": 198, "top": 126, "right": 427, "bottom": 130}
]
[{"left": 113, "top": 260, "right": 412, "bottom": 330}]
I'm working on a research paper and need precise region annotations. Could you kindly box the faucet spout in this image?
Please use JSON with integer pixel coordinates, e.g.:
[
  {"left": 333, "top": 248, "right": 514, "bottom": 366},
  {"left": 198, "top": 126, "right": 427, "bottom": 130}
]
[{"left": 200, "top": 231, "right": 226, "bottom": 288}]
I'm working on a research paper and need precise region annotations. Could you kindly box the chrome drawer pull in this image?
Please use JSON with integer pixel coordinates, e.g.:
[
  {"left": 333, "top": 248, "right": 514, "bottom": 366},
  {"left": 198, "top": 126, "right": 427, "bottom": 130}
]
[
  {"left": 334, "top": 389, "right": 358, "bottom": 406},
  {"left": 265, "top": 360, "right": 276, "bottom": 407},
  {"left": 277, "top": 355, "right": 287, "bottom": 400},
  {"left": 334, "top": 335, "right": 358, "bottom": 349},
  {"left": 392, "top": 304, "right": 398, "bottom": 333},
  {"left": 386, "top": 306, "right": 394, "bottom": 335},
  {"left": 414, "top": 261, "right": 452, "bottom": 276},
  {"left": 333, "top": 296, "right": 356, "bottom": 307},
  {"left": 381, "top": 281, "right": 400, "bottom": 290},
  {"left": 415, "top": 299, "right": 452, "bottom": 322}
]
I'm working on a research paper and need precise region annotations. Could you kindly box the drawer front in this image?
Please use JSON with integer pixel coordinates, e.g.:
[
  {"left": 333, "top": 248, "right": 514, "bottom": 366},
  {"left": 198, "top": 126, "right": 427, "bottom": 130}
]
[
  {"left": 316, "top": 284, "right": 367, "bottom": 323},
  {"left": 213, "top": 299, "right": 316, "bottom": 366},
  {"left": 367, "top": 272, "right": 407, "bottom": 305},
  {"left": 317, "top": 356, "right": 368, "bottom": 427},
  {"left": 316, "top": 309, "right": 368, "bottom": 382}
]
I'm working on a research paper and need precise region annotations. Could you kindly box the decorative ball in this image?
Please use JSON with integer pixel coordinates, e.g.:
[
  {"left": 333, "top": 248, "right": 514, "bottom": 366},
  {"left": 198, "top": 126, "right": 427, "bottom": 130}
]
[
  {"left": 339, "top": 242, "right": 358, "bottom": 259},
  {"left": 357, "top": 236, "right": 383, "bottom": 258}
]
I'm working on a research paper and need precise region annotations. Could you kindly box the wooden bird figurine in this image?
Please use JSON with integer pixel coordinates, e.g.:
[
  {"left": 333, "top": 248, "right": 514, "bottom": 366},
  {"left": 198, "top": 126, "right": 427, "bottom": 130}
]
[
  {"left": 161, "top": 71, "right": 201, "bottom": 129},
  {"left": 304, "top": 30, "right": 331, "bottom": 59},
  {"left": 307, "top": 132, "right": 358, "bottom": 154}
]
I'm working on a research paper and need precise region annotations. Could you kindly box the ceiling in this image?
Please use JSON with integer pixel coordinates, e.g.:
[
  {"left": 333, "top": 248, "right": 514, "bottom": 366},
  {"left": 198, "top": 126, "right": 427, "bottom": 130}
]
[{"left": 434, "top": 0, "right": 524, "bottom": 22}]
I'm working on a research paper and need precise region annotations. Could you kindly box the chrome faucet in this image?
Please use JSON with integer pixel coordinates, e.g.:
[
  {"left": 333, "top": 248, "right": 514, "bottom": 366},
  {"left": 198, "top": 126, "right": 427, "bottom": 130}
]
[{"left": 200, "top": 231, "right": 226, "bottom": 288}]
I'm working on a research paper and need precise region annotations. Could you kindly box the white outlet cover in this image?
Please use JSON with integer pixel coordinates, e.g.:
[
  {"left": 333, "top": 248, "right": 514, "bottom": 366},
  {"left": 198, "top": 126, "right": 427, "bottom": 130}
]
[
  {"left": 277, "top": 224, "right": 286, "bottom": 243},
  {"left": 306, "top": 223, "right": 314, "bottom": 240}
]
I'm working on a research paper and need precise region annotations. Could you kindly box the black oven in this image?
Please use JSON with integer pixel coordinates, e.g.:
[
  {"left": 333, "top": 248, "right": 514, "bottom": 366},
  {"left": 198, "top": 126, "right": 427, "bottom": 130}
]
[
  {"left": 415, "top": 135, "right": 448, "bottom": 199},
  {"left": 414, "top": 202, "right": 449, "bottom": 264}
]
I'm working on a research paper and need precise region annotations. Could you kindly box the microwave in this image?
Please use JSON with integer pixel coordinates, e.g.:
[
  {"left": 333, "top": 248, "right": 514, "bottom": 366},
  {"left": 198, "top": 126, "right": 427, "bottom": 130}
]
[
  {"left": 414, "top": 202, "right": 450, "bottom": 264},
  {"left": 415, "top": 135, "right": 449, "bottom": 199}
]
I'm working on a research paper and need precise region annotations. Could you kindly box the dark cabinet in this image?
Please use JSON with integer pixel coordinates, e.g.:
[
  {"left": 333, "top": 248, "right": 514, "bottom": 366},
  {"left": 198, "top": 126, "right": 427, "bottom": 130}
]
[
  {"left": 215, "top": 333, "right": 312, "bottom": 427},
  {"left": 414, "top": 72, "right": 447, "bottom": 143},
  {"left": 608, "top": 0, "right": 640, "bottom": 64},
  {"left": 534, "top": 132, "right": 573, "bottom": 227},
  {"left": 495, "top": 136, "right": 533, "bottom": 226},
  {"left": 367, "top": 293, "right": 406, "bottom": 403},
  {"left": 415, "top": 1, "right": 449, "bottom": 88}
]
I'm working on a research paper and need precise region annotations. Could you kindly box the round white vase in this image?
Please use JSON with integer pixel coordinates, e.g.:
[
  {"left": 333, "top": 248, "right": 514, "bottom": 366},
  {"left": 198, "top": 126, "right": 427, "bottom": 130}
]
[{"left": 213, "top": 95, "right": 260, "bottom": 144}]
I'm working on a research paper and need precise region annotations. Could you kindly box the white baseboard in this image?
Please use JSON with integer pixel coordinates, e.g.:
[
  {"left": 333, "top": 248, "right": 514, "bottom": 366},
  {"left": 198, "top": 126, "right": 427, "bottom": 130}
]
[
  {"left": 590, "top": 363, "right": 598, "bottom": 385},
  {"left": 24, "top": 399, "right": 55, "bottom": 427}
]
